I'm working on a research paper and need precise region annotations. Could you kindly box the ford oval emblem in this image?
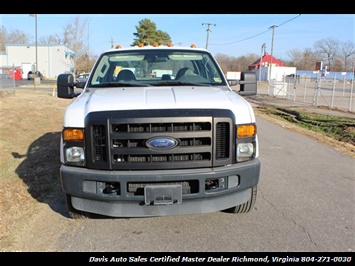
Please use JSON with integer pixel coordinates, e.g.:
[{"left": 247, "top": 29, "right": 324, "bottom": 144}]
[{"left": 146, "top": 137, "right": 178, "bottom": 150}]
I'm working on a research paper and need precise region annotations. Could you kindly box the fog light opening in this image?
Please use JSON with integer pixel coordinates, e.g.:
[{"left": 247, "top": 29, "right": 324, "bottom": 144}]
[
  {"left": 205, "top": 178, "right": 219, "bottom": 190},
  {"left": 103, "top": 182, "right": 120, "bottom": 194}
]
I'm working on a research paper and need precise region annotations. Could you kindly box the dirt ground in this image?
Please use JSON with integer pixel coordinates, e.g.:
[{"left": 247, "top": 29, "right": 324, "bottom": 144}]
[{"left": 0, "top": 89, "right": 70, "bottom": 249}]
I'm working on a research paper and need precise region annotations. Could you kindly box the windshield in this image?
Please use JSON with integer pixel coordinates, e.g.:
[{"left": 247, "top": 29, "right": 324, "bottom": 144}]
[{"left": 87, "top": 48, "right": 227, "bottom": 88}]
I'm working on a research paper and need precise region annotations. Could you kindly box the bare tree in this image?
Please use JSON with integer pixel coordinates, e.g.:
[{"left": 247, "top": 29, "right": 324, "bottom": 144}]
[
  {"left": 215, "top": 53, "right": 259, "bottom": 73},
  {"left": 314, "top": 37, "right": 340, "bottom": 71},
  {"left": 61, "top": 16, "right": 89, "bottom": 73},
  {"left": 332, "top": 58, "right": 344, "bottom": 72},
  {"left": 39, "top": 34, "right": 62, "bottom": 45},
  {"left": 287, "top": 48, "right": 303, "bottom": 68},
  {"left": 339, "top": 40, "right": 355, "bottom": 72},
  {"left": 0, "top": 26, "right": 6, "bottom": 51},
  {"left": 0, "top": 26, "right": 29, "bottom": 51},
  {"left": 235, "top": 54, "right": 260, "bottom": 72},
  {"left": 303, "top": 48, "right": 321, "bottom": 70},
  {"left": 215, "top": 53, "right": 235, "bottom": 73}
]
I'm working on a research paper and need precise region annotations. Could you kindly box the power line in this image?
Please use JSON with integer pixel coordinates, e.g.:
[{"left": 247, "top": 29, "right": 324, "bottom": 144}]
[
  {"left": 210, "top": 14, "right": 301, "bottom": 46},
  {"left": 276, "top": 14, "right": 301, "bottom": 27}
]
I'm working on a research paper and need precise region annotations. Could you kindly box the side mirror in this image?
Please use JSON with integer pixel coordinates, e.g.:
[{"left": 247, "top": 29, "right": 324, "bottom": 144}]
[
  {"left": 57, "top": 74, "right": 75, "bottom": 98},
  {"left": 239, "top": 72, "right": 257, "bottom": 96}
]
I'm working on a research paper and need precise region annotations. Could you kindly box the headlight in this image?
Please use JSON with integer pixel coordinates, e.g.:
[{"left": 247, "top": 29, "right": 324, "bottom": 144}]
[
  {"left": 236, "top": 123, "right": 256, "bottom": 162},
  {"left": 65, "top": 147, "right": 85, "bottom": 165},
  {"left": 237, "top": 143, "right": 255, "bottom": 161},
  {"left": 62, "top": 128, "right": 85, "bottom": 166}
]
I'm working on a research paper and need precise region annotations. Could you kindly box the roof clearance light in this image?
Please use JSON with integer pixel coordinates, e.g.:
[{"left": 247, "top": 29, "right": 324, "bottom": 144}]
[
  {"left": 153, "top": 42, "right": 159, "bottom": 47},
  {"left": 138, "top": 43, "right": 144, "bottom": 47},
  {"left": 167, "top": 43, "right": 173, "bottom": 47},
  {"left": 115, "top": 45, "right": 121, "bottom": 49},
  {"left": 191, "top": 44, "right": 196, "bottom": 48}
]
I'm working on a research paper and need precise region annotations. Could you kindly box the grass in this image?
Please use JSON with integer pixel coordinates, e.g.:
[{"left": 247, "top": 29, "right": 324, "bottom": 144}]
[
  {"left": 256, "top": 105, "right": 355, "bottom": 146},
  {"left": 0, "top": 89, "right": 71, "bottom": 246}
]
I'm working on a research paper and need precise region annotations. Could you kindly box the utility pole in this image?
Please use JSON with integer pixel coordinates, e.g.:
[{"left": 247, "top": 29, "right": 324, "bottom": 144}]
[
  {"left": 29, "top": 14, "right": 38, "bottom": 73},
  {"left": 35, "top": 14, "right": 38, "bottom": 73},
  {"left": 87, "top": 22, "right": 90, "bottom": 72},
  {"left": 259, "top": 43, "right": 266, "bottom": 82},
  {"left": 268, "top": 25, "right": 277, "bottom": 82},
  {"left": 202, "top": 23, "right": 216, "bottom": 49},
  {"left": 110, "top": 37, "right": 115, "bottom": 48}
]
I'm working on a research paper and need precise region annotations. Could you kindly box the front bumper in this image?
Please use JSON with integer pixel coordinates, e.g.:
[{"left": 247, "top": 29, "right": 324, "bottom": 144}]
[{"left": 60, "top": 158, "right": 260, "bottom": 217}]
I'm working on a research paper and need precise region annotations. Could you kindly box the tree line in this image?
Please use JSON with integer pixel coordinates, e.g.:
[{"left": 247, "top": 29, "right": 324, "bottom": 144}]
[
  {"left": 215, "top": 37, "right": 355, "bottom": 74},
  {"left": 1, "top": 17, "right": 354, "bottom": 74}
]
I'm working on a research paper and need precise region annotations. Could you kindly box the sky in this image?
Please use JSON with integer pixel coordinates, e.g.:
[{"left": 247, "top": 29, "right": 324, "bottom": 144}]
[{"left": 1, "top": 14, "right": 354, "bottom": 60}]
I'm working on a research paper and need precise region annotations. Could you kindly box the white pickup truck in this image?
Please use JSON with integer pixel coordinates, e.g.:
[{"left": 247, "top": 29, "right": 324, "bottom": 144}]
[{"left": 57, "top": 43, "right": 260, "bottom": 218}]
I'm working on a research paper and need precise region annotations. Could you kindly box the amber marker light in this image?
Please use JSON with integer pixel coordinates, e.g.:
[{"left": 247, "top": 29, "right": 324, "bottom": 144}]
[
  {"left": 237, "top": 124, "right": 256, "bottom": 138},
  {"left": 63, "top": 129, "right": 84, "bottom": 141}
]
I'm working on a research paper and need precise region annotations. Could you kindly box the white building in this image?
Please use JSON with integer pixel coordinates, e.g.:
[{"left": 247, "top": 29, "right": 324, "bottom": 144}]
[
  {"left": 248, "top": 53, "right": 296, "bottom": 81},
  {"left": 258, "top": 65, "right": 297, "bottom": 82},
  {"left": 1, "top": 44, "right": 75, "bottom": 79}
]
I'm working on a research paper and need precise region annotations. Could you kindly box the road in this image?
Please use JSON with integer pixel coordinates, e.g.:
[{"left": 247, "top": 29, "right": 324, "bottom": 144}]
[{"left": 7, "top": 116, "right": 354, "bottom": 253}]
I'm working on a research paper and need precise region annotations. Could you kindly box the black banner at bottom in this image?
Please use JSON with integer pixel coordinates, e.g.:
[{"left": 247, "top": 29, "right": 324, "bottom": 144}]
[{"left": 1, "top": 252, "right": 353, "bottom": 264}]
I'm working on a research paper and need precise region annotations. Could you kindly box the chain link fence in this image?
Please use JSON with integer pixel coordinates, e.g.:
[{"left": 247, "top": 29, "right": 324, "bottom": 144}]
[
  {"left": 0, "top": 74, "right": 16, "bottom": 96},
  {"left": 2, "top": 67, "right": 355, "bottom": 113},
  {"left": 268, "top": 75, "right": 354, "bottom": 112},
  {"left": 0, "top": 64, "right": 18, "bottom": 95}
]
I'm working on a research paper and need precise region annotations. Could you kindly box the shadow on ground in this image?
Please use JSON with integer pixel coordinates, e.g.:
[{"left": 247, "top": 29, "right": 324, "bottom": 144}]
[{"left": 12, "top": 132, "right": 69, "bottom": 218}]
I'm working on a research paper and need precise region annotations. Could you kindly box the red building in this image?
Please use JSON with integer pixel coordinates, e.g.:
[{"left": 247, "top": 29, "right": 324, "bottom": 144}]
[{"left": 248, "top": 53, "right": 285, "bottom": 70}]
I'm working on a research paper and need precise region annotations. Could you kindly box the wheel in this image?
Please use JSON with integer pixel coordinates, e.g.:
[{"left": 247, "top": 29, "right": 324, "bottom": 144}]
[
  {"left": 65, "top": 194, "right": 103, "bottom": 219},
  {"left": 223, "top": 186, "right": 258, "bottom": 213}
]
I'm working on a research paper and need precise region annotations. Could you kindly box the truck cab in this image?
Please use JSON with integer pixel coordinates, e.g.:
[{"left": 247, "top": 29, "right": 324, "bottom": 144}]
[{"left": 57, "top": 43, "right": 260, "bottom": 219}]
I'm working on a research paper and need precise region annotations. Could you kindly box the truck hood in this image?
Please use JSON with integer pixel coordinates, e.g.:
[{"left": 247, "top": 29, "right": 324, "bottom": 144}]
[{"left": 63, "top": 86, "right": 255, "bottom": 127}]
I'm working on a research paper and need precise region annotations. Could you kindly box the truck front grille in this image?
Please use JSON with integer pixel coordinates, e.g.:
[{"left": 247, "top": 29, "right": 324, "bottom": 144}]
[{"left": 86, "top": 109, "right": 235, "bottom": 170}]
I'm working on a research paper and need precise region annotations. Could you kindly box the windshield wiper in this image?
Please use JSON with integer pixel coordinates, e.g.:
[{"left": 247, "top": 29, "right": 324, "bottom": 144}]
[
  {"left": 153, "top": 81, "right": 210, "bottom": 87},
  {"left": 90, "top": 82, "right": 150, "bottom": 88}
]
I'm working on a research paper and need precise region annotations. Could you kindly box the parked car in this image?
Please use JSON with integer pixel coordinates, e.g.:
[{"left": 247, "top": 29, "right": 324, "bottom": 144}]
[
  {"left": 27, "top": 71, "right": 43, "bottom": 80},
  {"left": 285, "top": 73, "right": 300, "bottom": 82},
  {"left": 75, "top": 73, "right": 90, "bottom": 83},
  {"left": 286, "top": 74, "right": 300, "bottom": 78}
]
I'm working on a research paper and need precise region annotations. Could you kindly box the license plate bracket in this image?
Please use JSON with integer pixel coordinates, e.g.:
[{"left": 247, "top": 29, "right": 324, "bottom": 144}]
[{"left": 144, "top": 185, "right": 182, "bottom": 205}]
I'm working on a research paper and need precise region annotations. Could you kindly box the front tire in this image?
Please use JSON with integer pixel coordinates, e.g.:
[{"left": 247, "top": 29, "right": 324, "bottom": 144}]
[
  {"left": 222, "top": 186, "right": 257, "bottom": 213},
  {"left": 65, "top": 194, "right": 103, "bottom": 219}
]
